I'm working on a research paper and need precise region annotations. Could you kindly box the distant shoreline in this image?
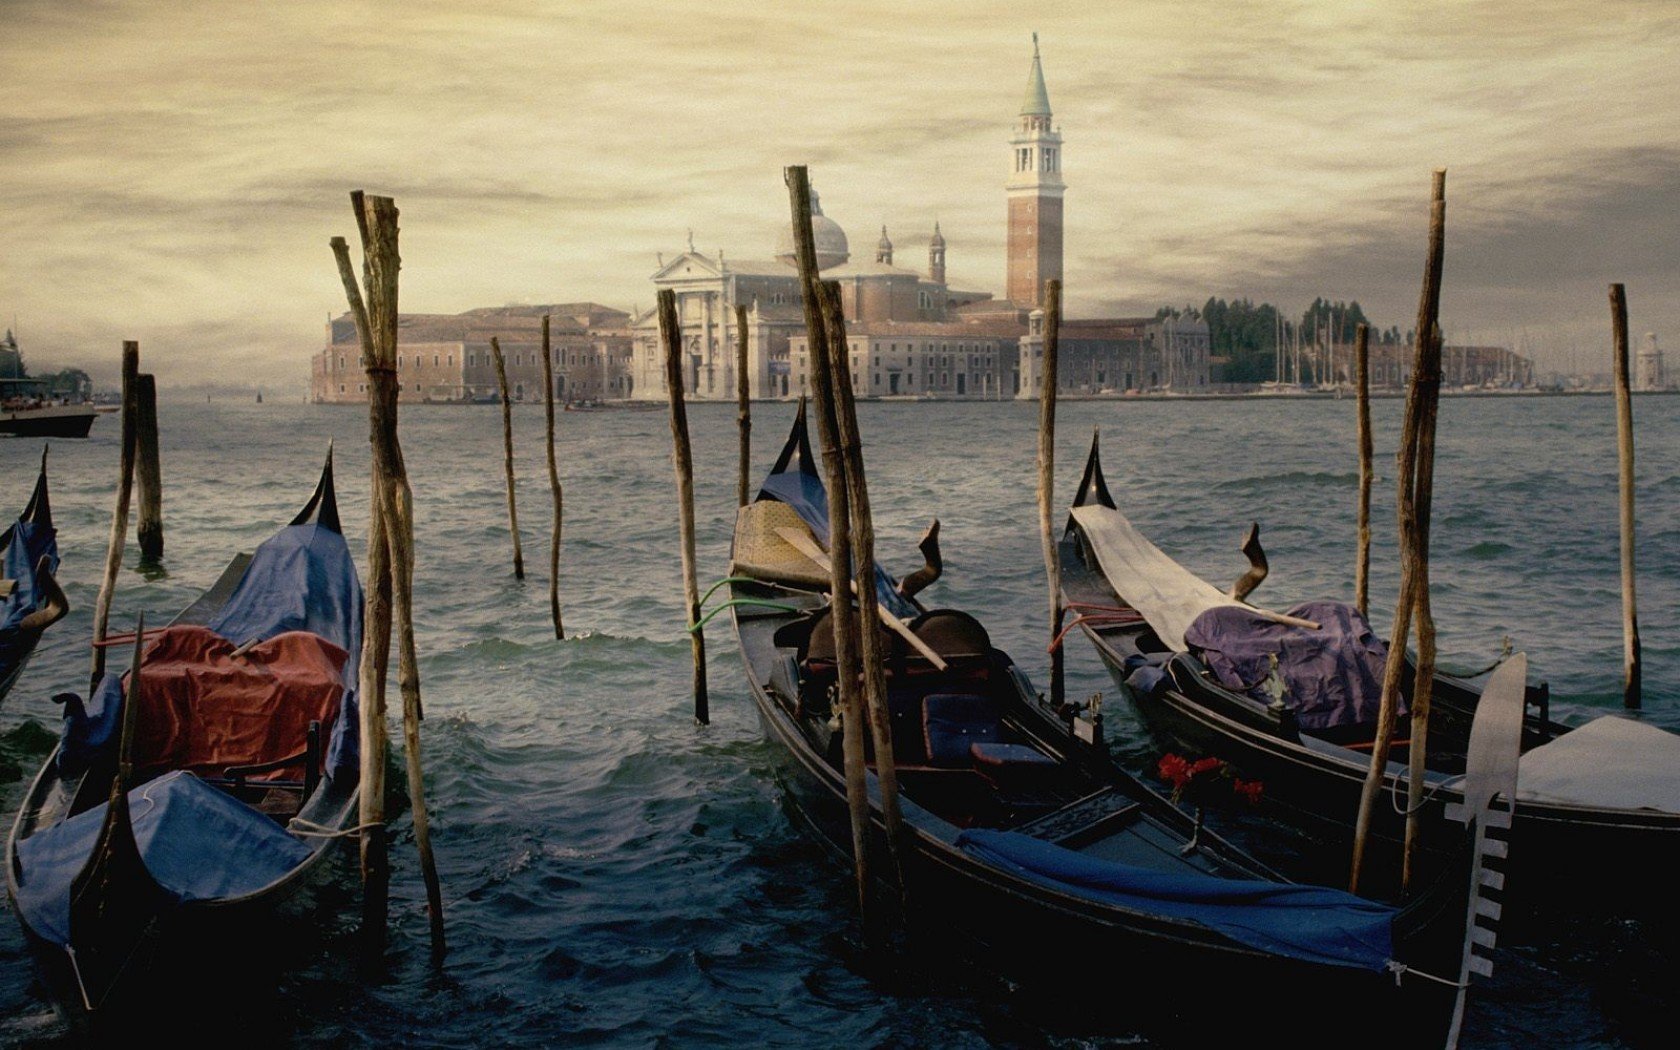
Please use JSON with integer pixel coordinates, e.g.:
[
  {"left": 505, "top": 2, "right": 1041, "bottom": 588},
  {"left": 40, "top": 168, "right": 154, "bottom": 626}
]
[{"left": 298, "top": 387, "right": 1676, "bottom": 407}]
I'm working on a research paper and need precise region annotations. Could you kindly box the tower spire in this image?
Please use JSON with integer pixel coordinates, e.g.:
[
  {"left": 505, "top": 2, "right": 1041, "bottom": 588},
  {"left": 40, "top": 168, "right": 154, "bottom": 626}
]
[
  {"left": 1022, "top": 32, "right": 1051, "bottom": 116},
  {"left": 1006, "top": 34, "right": 1064, "bottom": 307}
]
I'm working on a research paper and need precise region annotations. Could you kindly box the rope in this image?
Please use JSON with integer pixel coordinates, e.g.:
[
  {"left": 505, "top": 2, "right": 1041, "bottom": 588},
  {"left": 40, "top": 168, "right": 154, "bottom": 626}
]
[
  {"left": 1386, "top": 959, "right": 1468, "bottom": 989},
  {"left": 1441, "top": 636, "right": 1513, "bottom": 679},
  {"left": 287, "top": 817, "right": 384, "bottom": 839},
  {"left": 697, "top": 575, "right": 768, "bottom": 608},
  {"left": 1048, "top": 610, "right": 1144, "bottom": 653},
  {"left": 1387, "top": 762, "right": 1453, "bottom": 816}
]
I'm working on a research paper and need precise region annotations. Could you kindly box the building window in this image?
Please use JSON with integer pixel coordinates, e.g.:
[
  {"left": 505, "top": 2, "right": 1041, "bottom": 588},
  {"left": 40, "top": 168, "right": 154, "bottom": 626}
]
[
  {"left": 339, "top": 384, "right": 345, "bottom": 393},
  {"left": 434, "top": 354, "right": 440, "bottom": 367}
]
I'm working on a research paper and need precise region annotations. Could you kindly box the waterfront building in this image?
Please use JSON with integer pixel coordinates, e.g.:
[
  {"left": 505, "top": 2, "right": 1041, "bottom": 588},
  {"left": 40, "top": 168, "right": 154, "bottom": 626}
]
[
  {"left": 1363, "top": 342, "right": 1534, "bottom": 389},
  {"left": 1636, "top": 332, "right": 1667, "bottom": 391},
  {"left": 310, "top": 303, "right": 632, "bottom": 404}
]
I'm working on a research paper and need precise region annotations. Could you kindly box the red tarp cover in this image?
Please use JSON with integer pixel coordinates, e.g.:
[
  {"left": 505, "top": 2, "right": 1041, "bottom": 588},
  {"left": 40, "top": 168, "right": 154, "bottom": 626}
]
[{"left": 129, "top": 626, "right": 347, "bottom": 782}]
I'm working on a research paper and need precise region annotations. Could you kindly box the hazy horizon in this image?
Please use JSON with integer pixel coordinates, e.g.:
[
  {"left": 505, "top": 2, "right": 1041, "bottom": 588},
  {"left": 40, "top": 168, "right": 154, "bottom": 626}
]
[{"left": 3, "top": 0, "right": 1677, "bottom": 392}]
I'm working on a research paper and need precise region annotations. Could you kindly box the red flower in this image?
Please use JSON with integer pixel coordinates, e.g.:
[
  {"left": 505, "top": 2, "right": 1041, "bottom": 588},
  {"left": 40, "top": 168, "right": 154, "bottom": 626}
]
[
  {"left": 1233, "top": 778, "right": 1264, "bottom": 805},
  {"left": 1188, "top": 757, "right": 1225, "bottom": 779},
  {"left": 1157, "top": 753, "right": 1192, "bottom": 790}
]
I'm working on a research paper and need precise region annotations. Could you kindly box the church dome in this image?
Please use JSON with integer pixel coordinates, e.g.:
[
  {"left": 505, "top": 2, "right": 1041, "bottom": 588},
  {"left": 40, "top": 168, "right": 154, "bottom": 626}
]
[{"left": 775, "top": 188, "right": 849, "bottom": 269}]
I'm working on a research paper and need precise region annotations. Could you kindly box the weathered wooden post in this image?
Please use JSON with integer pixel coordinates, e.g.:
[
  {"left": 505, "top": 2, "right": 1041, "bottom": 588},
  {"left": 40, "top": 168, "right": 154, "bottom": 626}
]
[
  {"left": 659, "top": 289, "right": 708, "bottom": 726},
  {"left": 1610, "top": 284, "right": 1641, "bottom": 709},
  {"left": 540, "top": 315, "right": 565, "bottom": 639},
  {"left": 1351, "top": 169, "right": 1445, "bottom": 894},
  {"left": 1038, "top": 279, "right": 1064, "bottom": 707},
  {"left": 736, "top": 304, "right": 752, "bottom": 508},
  {"left": 331, "top": 190, "right": 445, "bottom": 960},
  {"left": 787, "top": 166, "right": 873, "bottom": 930},
  {"left": 135, "top": 373, "right": 164, "bottom": 566},
  {"left": 819, "top": 278, "right": 909, "bottom": 915},
  {"left": 1355, "top": 323, "right": 1372, "bottom": 617},
  {"left": 490, "top": 336, "right": 525, "bottom": 580},
  {"left": 89, "top": 342, "right": 140, "bottom": 693}
]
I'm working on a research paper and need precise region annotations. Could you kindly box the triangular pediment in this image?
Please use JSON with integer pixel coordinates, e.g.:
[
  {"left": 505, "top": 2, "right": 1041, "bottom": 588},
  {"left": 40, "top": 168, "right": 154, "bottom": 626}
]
[{"left": 651, "top": 251, "right": 724, "bottom": 282}]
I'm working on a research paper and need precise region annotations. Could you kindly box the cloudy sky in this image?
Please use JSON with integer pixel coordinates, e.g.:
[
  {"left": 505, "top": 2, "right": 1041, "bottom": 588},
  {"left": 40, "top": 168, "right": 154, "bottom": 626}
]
[{"left": 3, "top": 0, "right": 1677, "bottom": 391}]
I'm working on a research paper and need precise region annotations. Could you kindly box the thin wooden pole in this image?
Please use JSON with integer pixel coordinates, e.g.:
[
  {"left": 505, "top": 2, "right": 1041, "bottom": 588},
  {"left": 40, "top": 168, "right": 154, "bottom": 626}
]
[
  {"left": 659, "top": 289, "right": 708, "bottom": 726},
  {"left": 819, "top": 278, "right": 909, "bottom": 917},
  {"left": 134, "top": 373, "right": 164, "bottom": 566},
  {"left": 787, "top": 166, "right": 872, "bottom": 931},
  {"left": 89, "top": 342, "right": 140, "bottom": 694},
  {"left": 331, "top": 229, "right": 390, "bottom": 955},
  {"left": 490, "top": 336, "right": 525, "bottom": 580},
  {"left": 1351, "top": 169, "right": 1445, "bottom": 894},
  {"left": 540, "top": 315, "right": 565, "bottom": 639},
  {"left": 736, "top": 304, "right": 752, "bottom": 508},
  {"left": 1038, "top": 280, "right": 1064, "bottom": 707},
  {"left": 1610, "top": 283, "right": 1641, "bottom": 709},
  {"left": 1355, "top": 323, "right": 1372, "bottom": 617},
  {"left": 1402, "top": 316, "right": 1443, "bottom": 891},
  {"left": 333, "top": 190, "right": 446, "bottom": 960}
]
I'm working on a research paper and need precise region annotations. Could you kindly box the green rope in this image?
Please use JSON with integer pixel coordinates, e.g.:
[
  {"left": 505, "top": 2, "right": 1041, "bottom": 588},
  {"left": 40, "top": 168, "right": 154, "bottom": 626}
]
[
  {"left": 689, "top": 597, "right": 802, "bottom": 633},
  {"left": 698, "top": 575, "right": 767, "bottom": 607}
]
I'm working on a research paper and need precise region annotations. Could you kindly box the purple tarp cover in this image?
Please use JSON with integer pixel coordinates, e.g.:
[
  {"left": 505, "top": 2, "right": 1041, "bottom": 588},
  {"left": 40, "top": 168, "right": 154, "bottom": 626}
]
[{"left": 1183, "top": 600, "right": 1398, "bottom": 731}]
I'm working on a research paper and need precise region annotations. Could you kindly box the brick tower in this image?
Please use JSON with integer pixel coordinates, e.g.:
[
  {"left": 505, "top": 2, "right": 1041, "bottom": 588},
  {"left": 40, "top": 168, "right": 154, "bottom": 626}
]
[{"left": 1006, "top": 33, "right": 1064, "bottom": 308}]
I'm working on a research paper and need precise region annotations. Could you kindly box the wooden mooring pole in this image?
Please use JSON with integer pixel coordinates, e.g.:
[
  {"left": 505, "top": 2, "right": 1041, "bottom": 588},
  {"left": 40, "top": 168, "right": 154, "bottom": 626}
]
[
  {"left": 787, "top": 166, "right": 874, "bottom": 932},
  {"left": 819, "top": 277, "right": 910, "bottom": 920},
  {"left": 659, "top": 289, "right": 708, "bottom": 726},
  {"left": 1351, "top": 169, "right": 1446, "bottom": 895},
  {"left": 1037, "top": 280, "right": 1064, "bottom": 708},
  {"left": 490, "top": 336, "right": 525, "bottom": 580},
  {"left": 332, "top": 190, "right": 445, "bottom": 961},
  {"left": 736, "top": 304, "right": 752, "bottom": 508},
  {"left": 540, "top": 315, "right": 565, "bottom": 639},
  {"left": 1354, "top": 323, "right": 1372, "bottom": 618},
  {"left": 1610, "top": 283, "right": 1641, "bottom": 709},
  {"left": 135, "top": 373, "right": 164, "bottom": 566},
  {"left": 90, "top": 342, "right": 140, "bottom": 693}
]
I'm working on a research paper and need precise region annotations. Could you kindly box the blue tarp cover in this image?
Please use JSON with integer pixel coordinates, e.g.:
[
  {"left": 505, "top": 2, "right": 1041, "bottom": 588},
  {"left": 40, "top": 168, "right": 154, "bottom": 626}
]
[
  {"left": 13, "top": 770, "right": 315, "bottom": 946},
  {"left": 760, "top": 469, "right": 918, "bottom": 621},
  {"left": 58, "top": 522, "right": 363, "bottom": 779},
  {"left": 1183, "top": 600, "right": 1396, "bottom": 731},
  {"left": 957, "top": 828, "right": 1396, "bottom": 972},
  {"left": 1, "top": 516, "right": 59, "bottom": 685}
]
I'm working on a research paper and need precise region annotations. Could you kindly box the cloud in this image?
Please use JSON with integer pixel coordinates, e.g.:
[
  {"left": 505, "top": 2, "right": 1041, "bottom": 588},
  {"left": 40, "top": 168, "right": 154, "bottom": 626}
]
[{"left": 1, "top": 0, "right": 1678, "bottom": 389}]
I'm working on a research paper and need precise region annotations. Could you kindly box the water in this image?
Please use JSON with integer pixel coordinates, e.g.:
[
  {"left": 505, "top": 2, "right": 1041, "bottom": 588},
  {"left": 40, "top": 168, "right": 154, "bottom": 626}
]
[{"left": 1, "top": 395, "right": 1675, "bottom": 1047}]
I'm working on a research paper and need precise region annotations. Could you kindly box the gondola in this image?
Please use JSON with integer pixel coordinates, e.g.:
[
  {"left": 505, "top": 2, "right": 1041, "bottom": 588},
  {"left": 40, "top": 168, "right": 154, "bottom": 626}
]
[
  {"left": 6, "top": 450, "right": 362, "bottom": 1021},
  {"left": 1059, "top": 431, "right": 1680, "bottom": 896},
  {"left": 722, "top": 406, "right": 1523, "bottom": 1044},
  {"left": 1, "top": 447, "right": 69, "bottom": 706}
]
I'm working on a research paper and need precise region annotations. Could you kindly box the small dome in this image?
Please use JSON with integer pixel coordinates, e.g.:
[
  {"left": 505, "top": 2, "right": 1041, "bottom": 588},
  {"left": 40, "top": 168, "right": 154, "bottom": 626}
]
[
  {"left": 930, "top": 221, "right": 945, "bottom": 248},
  {"left": 877, "top": 225, "right": 892, "bottom": 251},
  {"left": 775, "top": 188, "right": 849, "bottom": 269}
]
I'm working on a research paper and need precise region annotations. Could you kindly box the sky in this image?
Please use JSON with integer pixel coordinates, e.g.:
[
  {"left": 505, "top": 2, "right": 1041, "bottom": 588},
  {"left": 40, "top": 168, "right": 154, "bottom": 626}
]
[{"left": 2, "top": 0, "right": 1678, "bottom": 393}]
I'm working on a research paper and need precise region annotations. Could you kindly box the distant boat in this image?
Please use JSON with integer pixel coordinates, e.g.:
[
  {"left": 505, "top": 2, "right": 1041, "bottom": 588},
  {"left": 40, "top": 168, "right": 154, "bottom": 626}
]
[{"left": 1, "top": 391, "right": 97, "bottom": 438}]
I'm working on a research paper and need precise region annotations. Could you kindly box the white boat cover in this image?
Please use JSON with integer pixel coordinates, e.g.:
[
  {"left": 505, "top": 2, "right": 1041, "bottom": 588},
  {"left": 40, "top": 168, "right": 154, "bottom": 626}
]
[
  {"left": 1513, "top": 715, "right": 1680, "bottom": 813},
  {"left": 1070, "top": 504, "right": 1244, "bottom": 651}
]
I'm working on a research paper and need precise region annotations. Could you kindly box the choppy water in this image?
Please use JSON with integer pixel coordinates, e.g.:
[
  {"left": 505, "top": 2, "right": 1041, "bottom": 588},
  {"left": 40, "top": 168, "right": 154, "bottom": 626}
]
[{"left": 2, "top": 394, "right": 1676, "bottom": 1047}]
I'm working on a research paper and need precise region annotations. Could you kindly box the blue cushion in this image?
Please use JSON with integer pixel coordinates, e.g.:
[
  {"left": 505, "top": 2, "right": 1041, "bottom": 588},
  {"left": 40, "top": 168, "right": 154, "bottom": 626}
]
[
  {"left": 923, "top": 693, "right": 999, "bottom": 766},
  {"left": 970, "top": 742, "right": 1056, "bottom": 767}
]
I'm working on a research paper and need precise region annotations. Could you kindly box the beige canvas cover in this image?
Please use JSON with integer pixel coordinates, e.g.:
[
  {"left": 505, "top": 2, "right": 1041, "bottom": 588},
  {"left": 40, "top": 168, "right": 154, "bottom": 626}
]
[
  {"left": 730, "top": 501, "right": 830, "bottom": 588},
  {"left": 1070, "top": 503, "right": 1243, "bottom": 651}
]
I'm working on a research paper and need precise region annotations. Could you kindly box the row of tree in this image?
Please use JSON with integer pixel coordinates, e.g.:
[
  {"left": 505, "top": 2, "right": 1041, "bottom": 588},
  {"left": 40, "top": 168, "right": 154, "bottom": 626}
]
[{"left": 1156, "top": 297, "right": 1415, "bottom": 384}]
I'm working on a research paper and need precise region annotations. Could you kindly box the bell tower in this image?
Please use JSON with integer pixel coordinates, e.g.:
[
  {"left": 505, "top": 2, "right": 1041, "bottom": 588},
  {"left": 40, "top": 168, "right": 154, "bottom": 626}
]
[{"left": 1006, "top": 33, "right": 1064, "bottom": 308}]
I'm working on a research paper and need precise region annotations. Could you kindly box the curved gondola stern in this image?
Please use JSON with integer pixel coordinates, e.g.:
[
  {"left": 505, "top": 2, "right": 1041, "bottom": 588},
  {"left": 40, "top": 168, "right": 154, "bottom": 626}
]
[
  {"left": 762, "top": 396, "right": 817, "bottom": 493},
  {"left": 1071, "top": 428, "right": 1116, "bottom": 511},
  {"left": 63, "top": 620, "right": 169, "bottom": 1013},
  {"left": 288, "top": 443, "right": 341, "bottom": 533},
  {"left": 21, "top": 445, "right": 51, "bottom": 527}
]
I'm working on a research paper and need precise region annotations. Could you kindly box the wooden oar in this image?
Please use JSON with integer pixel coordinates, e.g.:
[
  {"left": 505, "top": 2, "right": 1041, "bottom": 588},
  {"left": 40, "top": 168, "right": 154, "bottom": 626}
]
[{"left": 775, "top": 526, "right": 949, "bottom": 671}]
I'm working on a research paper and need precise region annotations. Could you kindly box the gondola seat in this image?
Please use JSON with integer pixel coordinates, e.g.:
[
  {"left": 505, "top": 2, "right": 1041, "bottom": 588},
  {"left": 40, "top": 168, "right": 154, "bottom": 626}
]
[
  {"left": 970, "top": 741, "right": 1058, "bottom": 794},
  {"left": 923, "top": 693, "right": 1000, "bottom": 766}
]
